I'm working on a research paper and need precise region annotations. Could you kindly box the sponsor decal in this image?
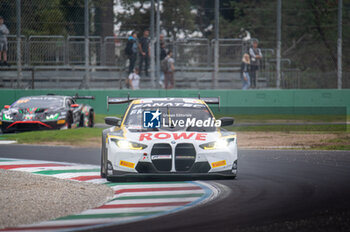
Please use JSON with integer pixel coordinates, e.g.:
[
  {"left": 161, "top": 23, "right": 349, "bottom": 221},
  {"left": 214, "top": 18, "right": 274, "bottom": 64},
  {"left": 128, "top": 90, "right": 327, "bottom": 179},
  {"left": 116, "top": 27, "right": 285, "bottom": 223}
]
[
  {"left": 2, "top": 113, "right": 13, "bottom": 121},
  {"left": 143, "top": 109, "right": 161, "bottom": 128},
  {"left": 46, "top": 113, "right": 59, "bottom": 120},
  {"left": 57, "top": 119, "right": 66, "bottom": 125},
  {"left": 211, "top": 160, "right": 227, "bottom": 168},
  {"left": 119, "top": 160, "right": 135, "bottom": 168},
  {"left": 139, "top": 132, "right": 207, "bottom": 141},
  {"left": 134, "top": 102, "right": 204, "bottom": 109},
  {"left": 151, "top": 155, "right": 172, "bottom": 160},
  {"left": 15, "top": 99, "right": 30, "bottom": 104}
]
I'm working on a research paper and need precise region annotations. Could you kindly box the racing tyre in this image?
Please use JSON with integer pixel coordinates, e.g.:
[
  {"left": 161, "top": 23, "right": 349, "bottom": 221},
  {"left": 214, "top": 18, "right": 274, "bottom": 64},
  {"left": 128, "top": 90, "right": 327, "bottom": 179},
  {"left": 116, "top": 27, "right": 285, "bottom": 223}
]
[
  {"left": 79, "top": 115, "right": 84, "bottom": 127},
  {"left": 100, "top": 135, "right": 107, "bottom": 178},
  {"left": 88, "top": 111, "right": 94, "bottom": 128},
  {"left": 1, "top": 126, "right": 11, "bottom": 134},
  {"left": 66, "top": 113, "right": 73, "bottom": 129}
]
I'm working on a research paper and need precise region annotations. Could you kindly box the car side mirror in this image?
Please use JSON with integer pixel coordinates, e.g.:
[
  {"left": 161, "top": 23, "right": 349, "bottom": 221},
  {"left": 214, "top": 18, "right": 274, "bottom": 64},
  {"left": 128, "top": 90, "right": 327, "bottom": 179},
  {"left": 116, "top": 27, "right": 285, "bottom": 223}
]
[
  {"left": 4, "top": 105, "right": 10, "bottom": 109},
  {"left": 105, "top": 117, "right": 121, "bottom": 126},
  {"left": 71, "top": 104, "right": 79, "bottom": 108},
  {"left": 219, "top": 117, "right": 234, "bottom": 127}
]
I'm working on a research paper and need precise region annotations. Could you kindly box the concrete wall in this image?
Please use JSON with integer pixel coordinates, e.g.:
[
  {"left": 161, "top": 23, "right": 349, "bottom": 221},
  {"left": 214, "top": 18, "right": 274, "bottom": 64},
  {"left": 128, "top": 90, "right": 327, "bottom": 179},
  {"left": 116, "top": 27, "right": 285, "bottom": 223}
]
[{"left": 0, "top": 89, "right": 349, "bottom": 115}]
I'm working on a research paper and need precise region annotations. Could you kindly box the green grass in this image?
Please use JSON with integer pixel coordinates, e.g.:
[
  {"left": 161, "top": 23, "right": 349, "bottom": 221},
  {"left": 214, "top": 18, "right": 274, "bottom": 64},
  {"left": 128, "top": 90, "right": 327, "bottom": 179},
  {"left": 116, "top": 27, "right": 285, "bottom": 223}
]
[
  {"left": 311, "top": 145, "right": 350, "bottom": 150},
  {"left": 94, "top": 113, "right": 348, "bottom": 126},
  {"left": 1, "top": 128, "right": 103, "bottom": 144},
  {"left": 0, "top": 114, "right": 348, "bottom": 150},
  {"left": 214, "top": 114, "right": 348, "bottom": 123},
  {"left": 225, "top": 124, "right": 348, "bottom": 132},
  {"left": 95, "top": 114, "right": 123, "bottom": 124}
]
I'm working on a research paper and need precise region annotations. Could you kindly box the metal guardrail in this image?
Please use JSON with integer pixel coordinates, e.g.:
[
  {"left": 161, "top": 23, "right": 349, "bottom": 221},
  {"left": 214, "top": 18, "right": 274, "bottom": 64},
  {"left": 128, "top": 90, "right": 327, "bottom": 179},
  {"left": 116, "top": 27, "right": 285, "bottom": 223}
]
[
  {"left": 4, "top": 35, "right": 306, "bottom": 89},
  {"left": 5, "top": 35, "right": 250, "bottom": 68}
]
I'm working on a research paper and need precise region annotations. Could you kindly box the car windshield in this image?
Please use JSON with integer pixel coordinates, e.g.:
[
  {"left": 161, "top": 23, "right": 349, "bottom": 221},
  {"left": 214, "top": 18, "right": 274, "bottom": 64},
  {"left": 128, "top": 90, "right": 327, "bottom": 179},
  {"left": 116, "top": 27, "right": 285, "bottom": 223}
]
[
  {"left": 11, "top": 97, "right": 63, "bottom": 108},
  {"left": 124, "top": 103, "right": 216, "bottom": 132}
]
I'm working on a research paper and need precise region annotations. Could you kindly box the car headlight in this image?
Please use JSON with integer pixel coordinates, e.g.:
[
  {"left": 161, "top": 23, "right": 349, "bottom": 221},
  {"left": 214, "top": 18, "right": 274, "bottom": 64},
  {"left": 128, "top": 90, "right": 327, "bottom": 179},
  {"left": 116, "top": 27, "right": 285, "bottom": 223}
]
[
  {"left": 3, "top": 113, "right": 13, "bottom": 121},
  {"left": 199, "top": 138, "right": 235, "bottom": 150},
  {"left": 111, "top": 138, "right": 147, "bottom": 150},
  {"left": 46, "top": 113, "right": 59, "bottom": 120}
]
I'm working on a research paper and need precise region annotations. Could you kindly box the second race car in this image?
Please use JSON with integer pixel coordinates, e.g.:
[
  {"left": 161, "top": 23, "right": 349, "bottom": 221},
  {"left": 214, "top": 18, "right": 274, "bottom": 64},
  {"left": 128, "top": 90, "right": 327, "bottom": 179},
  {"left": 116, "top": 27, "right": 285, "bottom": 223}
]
[{"left": 0, "top": 94, "right": 95, "bottom": 133}]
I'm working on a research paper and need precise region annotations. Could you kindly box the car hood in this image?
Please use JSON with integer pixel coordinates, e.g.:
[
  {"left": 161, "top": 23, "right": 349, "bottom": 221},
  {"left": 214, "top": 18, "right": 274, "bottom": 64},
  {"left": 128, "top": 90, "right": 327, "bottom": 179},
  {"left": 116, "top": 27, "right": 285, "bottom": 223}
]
[
  {"left": 1, "top": 107, "right": 65, "bottom": 121},
  {"left": 108, "top": 127, "right": 232, "bottom": 146}
]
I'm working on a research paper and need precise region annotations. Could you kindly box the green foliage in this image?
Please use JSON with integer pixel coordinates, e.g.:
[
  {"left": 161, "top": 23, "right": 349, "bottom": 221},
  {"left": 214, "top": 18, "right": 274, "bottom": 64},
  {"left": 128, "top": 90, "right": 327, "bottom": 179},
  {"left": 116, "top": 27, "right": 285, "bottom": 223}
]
[
  {"left": 162, "top": 0, "right": 196, "bottom": 39},
  {"left": 2, "top": 128, "right": 103, "bottom": 144},
  {"left": 116, "top": 0, "right": 196, "bottom": 39},
  {"left": 116, "top": 0, "right": 151, "bottom": 36},
  {"left": 22, "top": 0, "right": 67, "bottom": 35}
]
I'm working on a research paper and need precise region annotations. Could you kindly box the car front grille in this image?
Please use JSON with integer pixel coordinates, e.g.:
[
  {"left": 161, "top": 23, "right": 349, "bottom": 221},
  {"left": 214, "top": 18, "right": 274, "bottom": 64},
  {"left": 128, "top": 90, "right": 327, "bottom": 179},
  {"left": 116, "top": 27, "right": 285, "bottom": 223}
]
[
  {"left": 151, "top": 143, "right": 172, "bottom": 171},
  {"left": 175, "top": 143, "right": 196, "bottom": 171}
]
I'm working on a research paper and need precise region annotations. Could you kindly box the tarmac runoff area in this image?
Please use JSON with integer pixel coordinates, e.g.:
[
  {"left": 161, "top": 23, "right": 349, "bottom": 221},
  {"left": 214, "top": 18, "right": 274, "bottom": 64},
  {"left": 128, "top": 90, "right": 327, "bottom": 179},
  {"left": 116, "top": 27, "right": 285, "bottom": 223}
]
[{"left": 0, "top": 158, "right": 217, "bottom": 231}]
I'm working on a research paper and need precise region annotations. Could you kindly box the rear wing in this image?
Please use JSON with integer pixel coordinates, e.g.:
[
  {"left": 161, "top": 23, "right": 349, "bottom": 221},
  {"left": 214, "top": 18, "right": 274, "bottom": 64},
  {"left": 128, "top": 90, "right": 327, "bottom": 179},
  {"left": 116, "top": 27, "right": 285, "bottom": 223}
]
[
  {"left": 73, "top": 94, "right": 95, "bottom": 100},
  {"left": 107, "top": 96, "right": 136, "bottom": 111},
  {"left": 107, "top": 95, "right": 220, "bottom": 111},
  {"left": 198, "top": 96, "right": 220, "bottom": 111}
]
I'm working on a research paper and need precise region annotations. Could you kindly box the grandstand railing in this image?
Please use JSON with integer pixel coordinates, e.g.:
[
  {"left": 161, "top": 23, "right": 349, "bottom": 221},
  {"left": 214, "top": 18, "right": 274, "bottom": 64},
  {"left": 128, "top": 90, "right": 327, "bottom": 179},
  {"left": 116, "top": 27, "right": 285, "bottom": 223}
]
[{"left": 5, "top": 35, "right": 250, "bottom": 70}]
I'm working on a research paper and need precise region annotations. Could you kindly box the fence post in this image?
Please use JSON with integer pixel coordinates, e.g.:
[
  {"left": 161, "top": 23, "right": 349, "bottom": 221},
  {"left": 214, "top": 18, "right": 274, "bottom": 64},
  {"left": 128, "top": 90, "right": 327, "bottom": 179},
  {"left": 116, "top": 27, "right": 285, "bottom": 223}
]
[
  {"left": 276, "top": 0, "right": 282, "bottom": 88},
  {"left": 16, "top": 0, "right": 23, "bottom": 88},
  {"left": 150, "top": 0, "right": 155, "bottom": 88},
  {"left": 84, "top": 0, "right": 90, "bottom": 89},
  {"left": 337, "top": 0, "right": 342, "bottom": 90},
  {"left": 31, "top": 67, "right": 35, "bottom": 89},
  {"left": 155, "top": 0, "right": 160, "bottom": 88},
  {"left": 213, "top": 0, "right": 219, "bottom": 89}
]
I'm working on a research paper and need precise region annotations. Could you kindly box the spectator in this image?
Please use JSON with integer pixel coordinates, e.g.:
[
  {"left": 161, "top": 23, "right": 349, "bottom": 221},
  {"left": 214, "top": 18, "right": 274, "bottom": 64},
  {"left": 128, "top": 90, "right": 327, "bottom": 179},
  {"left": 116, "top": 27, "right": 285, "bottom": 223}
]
[
  {"left": 138, "top": 29, "right": 150, "bottom": 77},
  {"left": 157, "top": 34, "right": 167, "bottom": 87},
  {"left": 163, "top": 50, "right": 175, "bottom": 89},
  {"left": 0, "top": 16, "right": 10, "bottom": 67},
  {"left": 125, "top": 31, "right": 138, "bottom": 74},
  {"left": 159, "top": 34, "right": 167, "bottom": 60},
  {"left": 241, "top": 53, "right": 250, "bottom": 90},
  {"left": 128, "top": 67, "right": 140, "bottom": 90},
  {"left": 249, "top": 39, "right": 263, "bottom": 88}
]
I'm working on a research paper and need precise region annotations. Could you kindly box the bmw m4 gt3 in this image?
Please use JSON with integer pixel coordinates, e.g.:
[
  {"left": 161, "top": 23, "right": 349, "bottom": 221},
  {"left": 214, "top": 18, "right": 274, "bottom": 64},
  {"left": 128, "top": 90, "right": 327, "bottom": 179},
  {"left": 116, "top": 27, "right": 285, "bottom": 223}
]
[
  {"left": 0, "top": 94, "right": 95, "bottom": 133},
  {"left": 101, "top": 97, "right": 237, "bottom": 181}
]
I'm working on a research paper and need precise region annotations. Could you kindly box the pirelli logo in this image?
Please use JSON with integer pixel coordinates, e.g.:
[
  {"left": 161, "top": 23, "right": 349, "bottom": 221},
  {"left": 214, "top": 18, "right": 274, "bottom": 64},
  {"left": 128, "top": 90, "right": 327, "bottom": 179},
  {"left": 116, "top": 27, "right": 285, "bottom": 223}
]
[
  {"left": 119, "top": 160, "right": 135, "bottom": 168},
  {"left": 211, "top": 160, "right": 227, "bottom": 168}
]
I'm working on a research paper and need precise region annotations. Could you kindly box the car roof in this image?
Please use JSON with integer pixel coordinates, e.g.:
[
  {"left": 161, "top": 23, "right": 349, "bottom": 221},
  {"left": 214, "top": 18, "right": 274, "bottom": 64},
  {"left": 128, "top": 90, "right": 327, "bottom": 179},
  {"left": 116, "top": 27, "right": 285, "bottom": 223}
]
[{"left": 19, "top": 95, "right": 67, "bottom": 100}]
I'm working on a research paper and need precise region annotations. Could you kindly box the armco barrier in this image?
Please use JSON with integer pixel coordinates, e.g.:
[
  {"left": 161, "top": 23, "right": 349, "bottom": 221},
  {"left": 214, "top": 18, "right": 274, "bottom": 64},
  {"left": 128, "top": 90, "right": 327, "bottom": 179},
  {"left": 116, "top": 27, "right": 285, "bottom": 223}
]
[{"left": 0, "top": 89, "right": 349, "bottom": 115}]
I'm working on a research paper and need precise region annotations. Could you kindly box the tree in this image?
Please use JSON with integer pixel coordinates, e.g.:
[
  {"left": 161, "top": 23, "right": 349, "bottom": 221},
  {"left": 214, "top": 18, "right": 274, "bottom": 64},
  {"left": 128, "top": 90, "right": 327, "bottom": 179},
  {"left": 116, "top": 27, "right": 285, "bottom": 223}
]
[
  {"left": 20, "top": 0, "right": 66, "bottom": 35},
  {"left": 60, "top": 0, "right": 84, "bottom": 35},
  {"left": 161, "top": 0, "right": 196, "bottom": 40},
  {"left": 115, "top": 0, "right": 196, "bottom": 39}
]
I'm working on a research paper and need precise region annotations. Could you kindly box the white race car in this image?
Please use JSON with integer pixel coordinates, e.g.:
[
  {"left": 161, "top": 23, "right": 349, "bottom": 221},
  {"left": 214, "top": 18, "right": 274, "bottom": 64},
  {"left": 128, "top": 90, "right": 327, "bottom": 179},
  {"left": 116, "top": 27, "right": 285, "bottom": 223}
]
[{"left": 100, "top": 97, "right": 237, "bottom": 181}]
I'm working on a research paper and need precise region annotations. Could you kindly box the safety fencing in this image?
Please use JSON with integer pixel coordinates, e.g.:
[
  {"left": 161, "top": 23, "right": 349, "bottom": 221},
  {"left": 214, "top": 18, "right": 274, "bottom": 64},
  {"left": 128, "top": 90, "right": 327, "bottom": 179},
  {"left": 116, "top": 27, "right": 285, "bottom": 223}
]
[
  {"left": 5, "top": 35, "right": 251, "bottom": 69},
  {"left": 6, "top": 36, "right": 339, "bottom": 89}
]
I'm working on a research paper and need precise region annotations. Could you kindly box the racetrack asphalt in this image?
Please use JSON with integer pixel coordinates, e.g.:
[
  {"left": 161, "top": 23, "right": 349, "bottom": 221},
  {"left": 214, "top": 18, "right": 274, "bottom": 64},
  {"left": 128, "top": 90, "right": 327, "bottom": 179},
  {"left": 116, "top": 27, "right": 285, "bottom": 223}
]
[{"left": 1, "top": 145, "right": 350, "bottom": 232}]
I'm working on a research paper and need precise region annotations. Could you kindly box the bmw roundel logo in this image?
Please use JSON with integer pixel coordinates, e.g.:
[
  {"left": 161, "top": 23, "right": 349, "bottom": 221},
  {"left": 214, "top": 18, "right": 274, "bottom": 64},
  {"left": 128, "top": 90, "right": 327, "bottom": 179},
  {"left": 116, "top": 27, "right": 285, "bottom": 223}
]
[{"left": 171, "top": 140, "right": 176, "bottom": 144}]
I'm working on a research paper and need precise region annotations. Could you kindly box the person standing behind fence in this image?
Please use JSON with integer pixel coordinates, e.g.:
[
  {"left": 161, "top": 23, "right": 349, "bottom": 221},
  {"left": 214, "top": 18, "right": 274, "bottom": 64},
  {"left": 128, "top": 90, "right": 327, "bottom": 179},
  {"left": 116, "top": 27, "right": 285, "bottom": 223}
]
[
  {"left": 138, "top": 29, "right": 150, "bottom": 77},
  {"left": 162, "top": 50, "right": 175, "bottom": 89},
  {"left": 125, "top": 31, "right": 138, "bottom": 74},
  {"left": 249, "top": 39, "right": 262, "bottom": 88},
  {"left": 241, "top": 53, "right": 251, "bottom": 90},
  {"left": 0, "top": 16, "right": 10, "bottom": 67},
  {"left": 128, "top": 67, "right": 140, "bottom": 90},
  {"left": 158, "top": 34, "right": 167, "bottom": 87}
]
